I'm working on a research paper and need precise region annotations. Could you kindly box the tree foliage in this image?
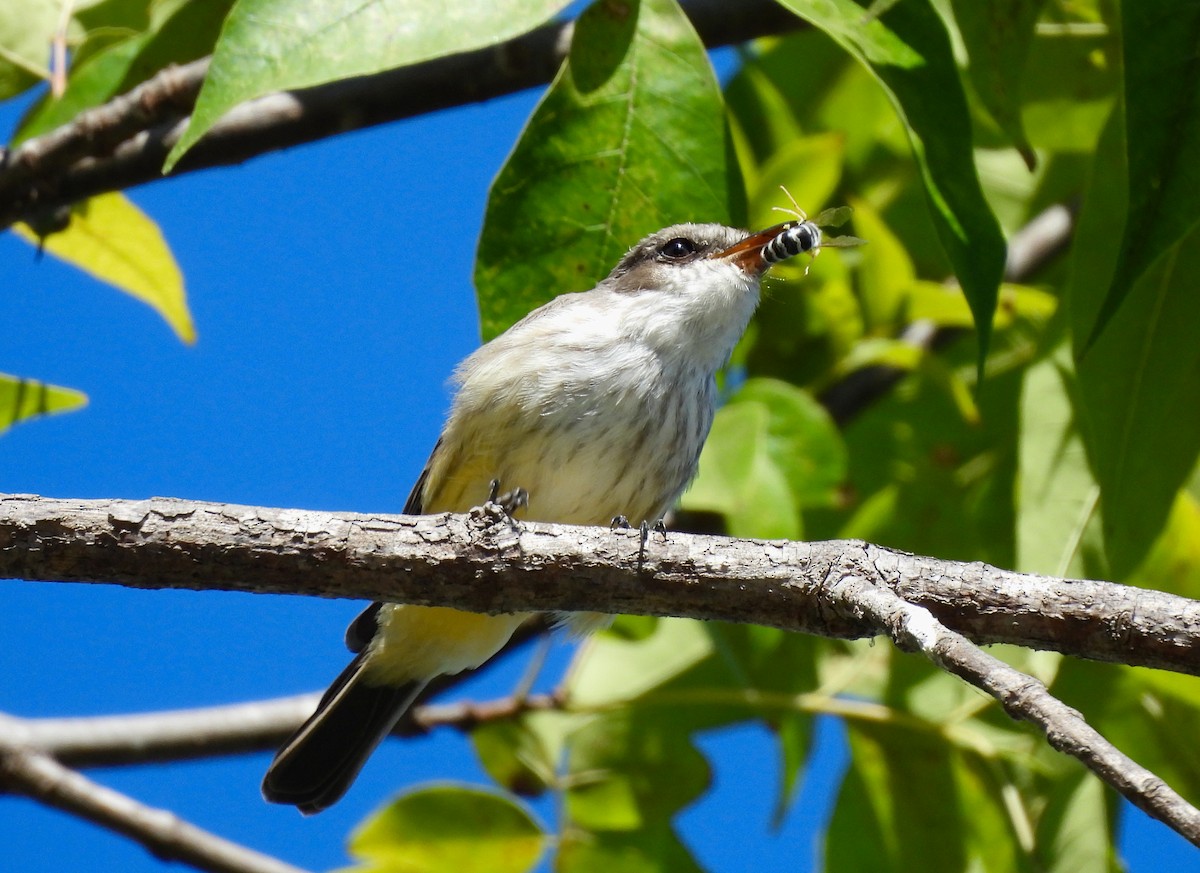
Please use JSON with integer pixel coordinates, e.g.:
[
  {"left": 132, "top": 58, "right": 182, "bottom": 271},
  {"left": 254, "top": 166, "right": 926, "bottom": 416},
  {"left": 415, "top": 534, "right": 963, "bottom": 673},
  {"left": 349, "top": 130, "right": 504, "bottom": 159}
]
[{"left": 3, "top": 0, "right": 1200, "bottom": 871}]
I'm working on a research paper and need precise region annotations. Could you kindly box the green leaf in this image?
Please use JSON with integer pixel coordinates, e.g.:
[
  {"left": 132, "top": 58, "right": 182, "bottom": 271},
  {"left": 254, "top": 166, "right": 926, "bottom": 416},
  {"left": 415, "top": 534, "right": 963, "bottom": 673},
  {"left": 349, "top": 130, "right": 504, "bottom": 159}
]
[
  {"left": 837, "top": 348, "right": 1023, "bottom": 569},
  {"left": 165, "top": 0, "right": 572, "bottom": 171},
  {"left": 679, "top": 401, "right": 800, "bottom": 540},
  {"left": 1075, "top": 220, "right": 1200, "bottom": 577},
  {"left": 471, "top": 719, "right": 554, "bottom": 797},
  {"left": 1082, "top": 0, "right": 1200, "bottom": 349},
  {"left": 828, "top": 719, "right": 1021, "bottom": 872},
  {"left": 564, "top": 708, "right": 710, "bottom": 829},
  {"left": 1127, "top": 492, "right": 1200, "bottom": 599},
  {"left": 1016, "top": 346, "right": 1103, "bottom": 579},
  {"left": 16, "top": 0, "right": 235, "bottom": 147},
  {"left": 770, "top": 711, "right": 811, "bottom": 828},
  {"left": 775, "top": 0, "right": 1005, "bottom": 366},
  {"left": 827, "top": 722, "right": 966, "bottom": 871},
  {"left": 746, "top": 132, "right": 846, "bottom": 231},
  {"left": 948, "top": 0, "right": 1045, "bottom": 168},
  {"left": 1018, "top": 23, "right": 1116, "bottom": 154},
  {"left": 0, "top": 374, "right": 87, "bottom": 435},
  {"left": 908, "top": 281, "right": 1055, "bottom": 332},
  {"left": 681, "top": 379, "right": 846, "bottom": 540},
  {"left": 1035, "top": 766, "right": 1121, "bottom": 873},
  {"left": 0, "top": 0, "right": 56, "bottom": 99},
  {"left": 723, "top": 57, "right": 807, "bottom": 183},
  {"left": 14, "top": 192, "right": 195, "bottom": 343},
  {"left": 474, "top": 0, "right": 737, "bottom": 339},
  {"left": 57, "top": 0, "right": 150, "bottom": 69},
  {"left": 846, "top": 196, "right": 914, "bottom": 330},
  {"left": 732, "top": 378, "right": 847, "bottom": 506},
  {"left": 15, "top": 36, "right": 146, "bottom": 142},
  {"left": 558, "top": 824, "right": 703, "bottom": 873},
  {"left": 345, "top": 784, "right": 546, "bottom": 873},
  {"left": 1053, "top": 659, "right": 1200, "bottom": 821},
  {"left": 569, "top": 618, "right": 714, "bottom": 708}
]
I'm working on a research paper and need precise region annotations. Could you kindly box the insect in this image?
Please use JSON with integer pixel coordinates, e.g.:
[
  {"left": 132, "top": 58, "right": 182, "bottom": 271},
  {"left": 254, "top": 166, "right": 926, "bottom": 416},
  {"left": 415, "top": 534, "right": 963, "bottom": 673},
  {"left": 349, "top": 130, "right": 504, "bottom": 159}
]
[{"left": 762, "top": 188, "right": 866, "bottom": 271}]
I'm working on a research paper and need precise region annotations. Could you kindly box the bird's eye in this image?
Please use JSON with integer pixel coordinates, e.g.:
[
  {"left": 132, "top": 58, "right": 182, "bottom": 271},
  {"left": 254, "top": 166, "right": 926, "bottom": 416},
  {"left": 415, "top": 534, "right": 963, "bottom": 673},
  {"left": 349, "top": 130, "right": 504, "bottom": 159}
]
[{"left": 660, "top": 237, "right": 696, "bottom": 259}]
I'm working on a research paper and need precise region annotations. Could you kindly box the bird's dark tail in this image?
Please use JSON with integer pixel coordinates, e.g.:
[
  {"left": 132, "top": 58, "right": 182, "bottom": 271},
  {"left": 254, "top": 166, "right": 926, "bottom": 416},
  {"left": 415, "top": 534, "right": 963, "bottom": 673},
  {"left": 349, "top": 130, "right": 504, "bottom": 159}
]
[{"left": 262, "top": 652, "right": 426, "bottom": 814}]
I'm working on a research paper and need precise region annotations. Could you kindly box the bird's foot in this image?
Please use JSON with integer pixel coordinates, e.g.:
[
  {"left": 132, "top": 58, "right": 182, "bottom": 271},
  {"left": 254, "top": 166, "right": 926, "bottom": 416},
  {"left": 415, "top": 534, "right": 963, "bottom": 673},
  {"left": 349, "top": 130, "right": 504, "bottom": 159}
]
[
  {"left": 487, "top": 479, "right": 529, "bottom": 521},
  {"left": 610, "top": 516, "right": 667, "bottom": 567}
]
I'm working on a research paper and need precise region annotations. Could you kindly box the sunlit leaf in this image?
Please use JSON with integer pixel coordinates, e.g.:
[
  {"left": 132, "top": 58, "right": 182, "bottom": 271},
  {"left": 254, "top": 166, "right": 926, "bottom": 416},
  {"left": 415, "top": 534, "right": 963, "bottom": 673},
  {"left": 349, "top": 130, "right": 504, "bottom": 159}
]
[
  {"left": 14, "top": 192, "right": 195, "bottom": 343},
  {"left": 1035, "top": 767, "right": 1121, "bottom": 873},
  {"left": 774, "top": 0, "right": 1005, "bottom": 365},
  {"left": 847, "top": 197, "right": 913, "bottom": 330},
  {"left": 345, "top": 784, "right": 546, "bottom": 873},
  {"left": 680, "top": 401, "right": 800, "bottom": 539},
  {"left": 948, "top": 0, "right": 1045, "bottom": 168},
  {"left": 732, "top": 378, "right": 847, "bottom": 506},
  {"left": 1126, "top": 493, "right": 1200, "bottom": 599},
  {"left": 909, "top": 281, "right": 1055, "bottom": 332},
  {"left": 1082, "top": 0, "right": 1200, "bottom": 349},
  {"left": 1075, "top": 218, "right": 1200, "bottom": 576},
  {"left": 681, "top": 379, "right": 845, "bottom": 537},
  {"left": 17, "top": 0, "right": 235, "bottom": 142},
  {"left": 569, "top": 618, "right": 714, "bottom": 708},
  {"left": 0, "top": 0, "right": 56, "bottom": 99},
  {"left": 1019, "top": 24, "right": 1116, "bottom": 153},
  {"left": 829, "top": 717, "right": 1024, "bottom": 872},
  {"left": 15, "top": 37, "right": 144, "bottom": 141},
  {"left": 0, "top": 373, "right": 87, "bottom": 435},
  {"left": 565, "top": 708, "right": 710, "bottom": 828},
  {"left": 558, "top": 823, "right": 704, "bottom": 873},
  {"left": 724, "top": 59, "right": 806, "bottom": 189},
  {"left": 165, "top": 0, "right": 574, "bottom": 171},
  {"left": 747, "top": 132, "right": 846, "bottom": 231},
  {"left": 475, "top": 0, "right": 737, "bottom": 339},
  {"left": 1016, "top": 346, "right": 1102, "bottom": 579}
]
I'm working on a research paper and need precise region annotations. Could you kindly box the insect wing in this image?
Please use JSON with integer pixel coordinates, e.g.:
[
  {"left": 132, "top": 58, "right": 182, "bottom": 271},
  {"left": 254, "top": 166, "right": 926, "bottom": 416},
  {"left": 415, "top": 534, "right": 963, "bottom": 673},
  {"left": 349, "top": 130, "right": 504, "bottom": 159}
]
[
  {"left": 820, "top": 233, "right": 868, "bottom": 249},
  {"left": 811, "top": 205, "right": 853, "bottom": 229}
]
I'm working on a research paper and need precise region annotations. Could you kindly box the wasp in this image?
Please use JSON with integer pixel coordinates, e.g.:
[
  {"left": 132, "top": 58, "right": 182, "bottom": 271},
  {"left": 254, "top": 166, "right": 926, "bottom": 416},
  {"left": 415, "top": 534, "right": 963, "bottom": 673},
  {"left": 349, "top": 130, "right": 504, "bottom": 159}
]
[{"left": 762, "top": 188, "right": 866, "bottom": 269}]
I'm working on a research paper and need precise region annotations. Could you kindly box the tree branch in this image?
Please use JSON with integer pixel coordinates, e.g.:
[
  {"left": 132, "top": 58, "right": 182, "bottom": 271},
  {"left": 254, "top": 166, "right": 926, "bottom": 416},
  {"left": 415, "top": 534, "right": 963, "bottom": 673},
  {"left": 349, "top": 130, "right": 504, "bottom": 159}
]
[
  {"left": 0, "top": 0, "right": 802, "bottom": 232},
  {"left": 828, "top": 570, "right": 1200, "bottom": 848},
  {"left": 0, "top": 691, "right": 562, "bottom": 769},
  {"left": 0, "top": 741, "right": 311, "bottom": 873},
  {"left": 2, "top": 492, "right": 1198, "bottom": 677}
]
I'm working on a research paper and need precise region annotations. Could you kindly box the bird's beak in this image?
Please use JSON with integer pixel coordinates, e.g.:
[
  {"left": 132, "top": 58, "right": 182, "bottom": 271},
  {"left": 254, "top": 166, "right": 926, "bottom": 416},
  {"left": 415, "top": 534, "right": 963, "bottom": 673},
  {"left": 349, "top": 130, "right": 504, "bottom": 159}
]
[{"left": 710, "top": 223, "right": 789, "bottom": 275}]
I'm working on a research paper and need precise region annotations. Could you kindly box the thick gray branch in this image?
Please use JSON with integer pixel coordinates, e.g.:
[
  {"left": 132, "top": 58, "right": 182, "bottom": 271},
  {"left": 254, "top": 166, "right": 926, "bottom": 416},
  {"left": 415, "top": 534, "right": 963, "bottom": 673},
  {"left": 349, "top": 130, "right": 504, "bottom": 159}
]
[
  {"left": 0, "top": 0, "right": 801, "bottom": 231},
  {"left": 2, "top": 493, "right": 1198, "bottom": 676}
]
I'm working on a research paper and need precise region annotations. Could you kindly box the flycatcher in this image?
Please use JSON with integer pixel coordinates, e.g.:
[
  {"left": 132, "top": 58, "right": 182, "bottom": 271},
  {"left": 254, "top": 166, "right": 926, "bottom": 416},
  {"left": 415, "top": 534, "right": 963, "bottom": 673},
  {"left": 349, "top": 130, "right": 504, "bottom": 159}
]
[{"left": 262, "top": 218, "right": 822, "bottom": 812}]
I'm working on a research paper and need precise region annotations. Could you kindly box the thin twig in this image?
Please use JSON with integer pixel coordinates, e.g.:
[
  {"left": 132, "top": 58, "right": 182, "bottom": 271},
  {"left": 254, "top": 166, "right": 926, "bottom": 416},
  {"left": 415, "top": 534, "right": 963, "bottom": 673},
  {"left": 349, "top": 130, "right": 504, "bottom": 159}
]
[
  {"left": 825, "top": 565, "right": 1200, "bottom": 848},
  {"left": 0, "top": 621, "right": 557, "bottom": 768},
  {"left": 0, "top": 742, "right": 312, "bottom": 873},
  {"left": 50, "top": 0, "right": 77, "bottom": 98}
]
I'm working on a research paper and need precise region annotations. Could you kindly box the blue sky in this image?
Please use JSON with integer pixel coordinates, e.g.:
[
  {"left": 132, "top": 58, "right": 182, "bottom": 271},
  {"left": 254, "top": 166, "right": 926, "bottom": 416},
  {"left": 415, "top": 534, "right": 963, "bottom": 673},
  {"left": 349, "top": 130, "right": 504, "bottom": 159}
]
[{"left": 0, "top": 51, "right": 1192, "bottom": 872}]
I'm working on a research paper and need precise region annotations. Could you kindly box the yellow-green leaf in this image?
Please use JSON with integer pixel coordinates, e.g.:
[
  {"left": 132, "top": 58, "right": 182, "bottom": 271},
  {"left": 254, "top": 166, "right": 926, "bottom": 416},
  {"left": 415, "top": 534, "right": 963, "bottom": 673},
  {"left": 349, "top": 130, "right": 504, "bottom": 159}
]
[
  {"left": 345, "top": 784, "right": 546, "bottom": 873},
  {"left": 15, "top": 192, "right": 195, "bottom": 343},
  {"left": 0, "top": 373, "right": 87, "bottom": 435}
]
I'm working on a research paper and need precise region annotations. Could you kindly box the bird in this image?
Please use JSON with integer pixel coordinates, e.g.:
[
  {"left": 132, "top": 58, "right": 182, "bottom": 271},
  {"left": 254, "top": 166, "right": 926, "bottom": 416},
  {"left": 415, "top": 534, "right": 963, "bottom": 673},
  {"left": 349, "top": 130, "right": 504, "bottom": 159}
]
[{"left": 262, "top": 218, "right": 813, "bottom": 813}]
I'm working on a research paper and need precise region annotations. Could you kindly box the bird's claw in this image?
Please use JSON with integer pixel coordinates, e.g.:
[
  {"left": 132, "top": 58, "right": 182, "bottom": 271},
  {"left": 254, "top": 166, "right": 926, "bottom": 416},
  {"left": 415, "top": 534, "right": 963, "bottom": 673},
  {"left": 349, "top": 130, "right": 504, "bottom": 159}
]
[{"left": 487, "top": 479, "right": 528, "bottom": 519}]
